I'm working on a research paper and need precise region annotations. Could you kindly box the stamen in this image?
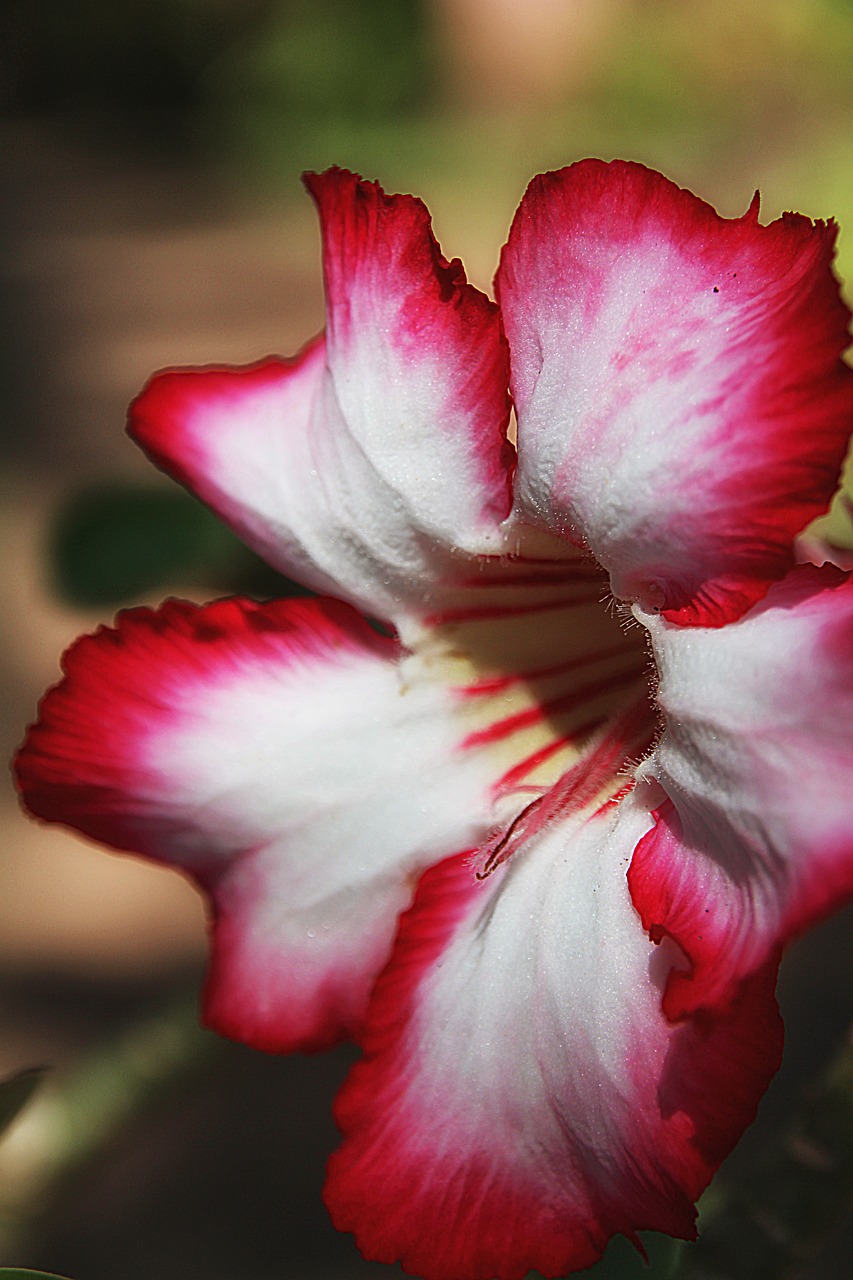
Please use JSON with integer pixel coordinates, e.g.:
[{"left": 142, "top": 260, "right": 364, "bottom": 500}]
[
  {"left": 476, "top": 798, "right": 545, "bottom": 879},
  {"left": 473, "top": 695, "right": 654, "bottom": 878}
]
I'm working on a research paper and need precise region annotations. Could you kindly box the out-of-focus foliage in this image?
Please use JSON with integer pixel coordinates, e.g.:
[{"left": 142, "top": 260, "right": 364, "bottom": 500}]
[
  {"left": 0, "top": 0, "right": 428, "bottom": 152},
  {"left": 5, "top": 0, "right": 852, "bottom": 585},
  {"left": 0, "top": 1271, "right": 73, "bottom": 1279},
  {"left": 0, "top": 1070, "right": 46, "bottom": 1142},
  {"left": 50, "top": 485, "right": 301, "bottom": 606},
  {"left": 209, "top": 0, "right": 428, "bottom": 128},
  {"left": 3, "top": 0, "right": 853, "bottom": 227},
  {"left": 576, "top": 1231, "right": 686, "bottom": 1280},
  {"left": 200, "top": 0, "right": 431, "bottom": 177},
  {"left": 0, "top": 0, "right": 256, "bottom": 138}
]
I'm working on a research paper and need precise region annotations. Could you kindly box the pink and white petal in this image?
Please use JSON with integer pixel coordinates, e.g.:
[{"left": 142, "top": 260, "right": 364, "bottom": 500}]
[
  {"left": 326, "top": 796, "right": 782, "bottom": 1280},
  {"left": 498, "top": 159, "right": 853, "bottom": 625},
  {"left": 306, "top": 169, "right": 513, "bottom": 544},
  {"left": 15, "top": 596, "right": 501, "bottom": 1052},
  {"left": 130, "top": 169, "right": 513, "bottom": 624},
  {"left": 629, "top": 564, "right": 853, "bottom": 1020},
  {"left": 129, "top": 341, "right": 341, "bottom": 599}
]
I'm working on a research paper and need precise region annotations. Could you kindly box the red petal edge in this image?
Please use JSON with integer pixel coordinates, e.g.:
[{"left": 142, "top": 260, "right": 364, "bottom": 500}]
[
  {"left": 305, "top": 167, "right": 515, "bottom": 526},
  {"left": 499, "top": 159, "right": 853, "bottom": 628},
  {"left": 14, "top": 595, "right": 394, "bottom": 861},
  {"left": 325, "top": 852, "right": 783, "bottom": 1280}
]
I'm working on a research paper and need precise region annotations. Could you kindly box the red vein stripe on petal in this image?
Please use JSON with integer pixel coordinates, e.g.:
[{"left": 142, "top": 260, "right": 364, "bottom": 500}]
[
  {"left": 411, "top": 576, "right": 652, "bottom": 802},
  {"left": 476, "top": 693, "right": 654, "bottom": 877},
  {"left": 455, "top": 642, "right": 636, "bottom": 697},
  {"left": 425, "top": 589, "right": 606, "bottom": 626},
  {"left": 453, "top": 562, "right": 607, "bottom": 590},
  {"left": 462, "top": 665, "right": 646, "bottom": 752}
]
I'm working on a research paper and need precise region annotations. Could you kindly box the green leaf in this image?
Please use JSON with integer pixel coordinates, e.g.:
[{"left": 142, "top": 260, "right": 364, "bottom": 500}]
[
  {"left": 0, "top": 1271, "right": 75, "bottom": 1279},
  {"left": 0, "top": 1068, "right": 46, "bottom": 1139},
  {"left": 49, "top": 483, "right": 304, "bottom": 605}
]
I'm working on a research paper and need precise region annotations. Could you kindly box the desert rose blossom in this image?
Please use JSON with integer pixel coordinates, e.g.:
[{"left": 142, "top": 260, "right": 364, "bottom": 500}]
[{"left": 15, "top": 160, "right": 853, "bottom": 1280}]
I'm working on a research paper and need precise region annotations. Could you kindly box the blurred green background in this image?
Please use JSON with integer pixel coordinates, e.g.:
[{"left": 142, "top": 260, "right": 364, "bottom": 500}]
[{"left": 2, "top": 2, "right": 853, "bottom": 1278}]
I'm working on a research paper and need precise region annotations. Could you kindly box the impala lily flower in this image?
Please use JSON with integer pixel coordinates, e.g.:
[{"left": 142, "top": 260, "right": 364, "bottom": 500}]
[{"left": 15, "top": 160, "right": 853, "bottom": 1279}]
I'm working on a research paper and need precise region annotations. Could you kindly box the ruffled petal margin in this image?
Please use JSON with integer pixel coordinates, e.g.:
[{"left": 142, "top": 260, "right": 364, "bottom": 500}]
[
  {"left": 631, "top": 564, "right": 853, "bottom": 1019},
  {"left": 326, "top": 796, "right": 782, "bottom": 1280},
  {"left": 14, "top": 596, "right": 501, "bottom": 1051},
  {"left": 130, "top": 169, "right": 513, "bottom": 624},
  {"left": 498, "top": 159, "right": 853, "bottom": 625}
]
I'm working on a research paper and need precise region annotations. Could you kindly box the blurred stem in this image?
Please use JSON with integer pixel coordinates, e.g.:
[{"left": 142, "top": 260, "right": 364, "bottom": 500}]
[
  {"left": 682, "top": 1023, "right": 853, "bottom": 1279},
  {"left": 0, "top": 994, "right": 218, "bottom": 1257}
]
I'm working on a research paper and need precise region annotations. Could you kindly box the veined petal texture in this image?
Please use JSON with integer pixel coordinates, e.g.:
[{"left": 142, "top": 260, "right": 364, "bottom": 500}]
[
  {"left": 327, "top": 798, "right": 782, "bottom": 1280},
  {"left": 499, "top": 159, "right": 853, "bottom": 624}
]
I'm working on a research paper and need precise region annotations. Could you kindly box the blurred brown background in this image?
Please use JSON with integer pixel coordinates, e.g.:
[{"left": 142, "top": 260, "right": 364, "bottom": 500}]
[{"left": 2, "top": 2, "right": 853, "bottom": 1277}]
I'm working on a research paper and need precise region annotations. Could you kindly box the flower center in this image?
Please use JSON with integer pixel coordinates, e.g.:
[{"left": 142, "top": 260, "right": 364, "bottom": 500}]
[{"left": 400, "top": 542, "right": 654, "bottom": 870}]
